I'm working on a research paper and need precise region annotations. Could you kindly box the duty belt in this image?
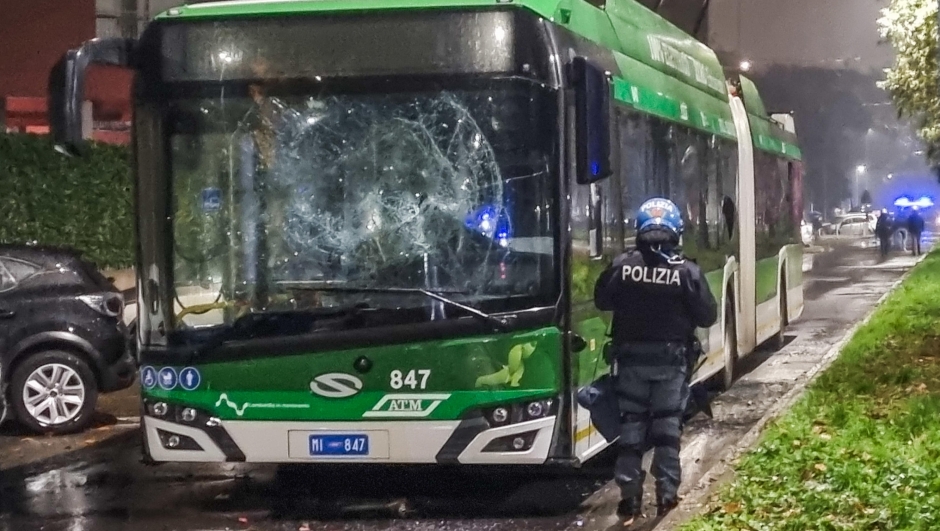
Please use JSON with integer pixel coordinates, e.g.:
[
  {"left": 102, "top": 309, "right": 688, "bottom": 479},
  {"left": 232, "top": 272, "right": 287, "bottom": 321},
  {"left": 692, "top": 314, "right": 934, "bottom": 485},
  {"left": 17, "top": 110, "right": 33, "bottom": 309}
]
[{"left": 608, "top": 341, "right": 689, "bottom": 366}]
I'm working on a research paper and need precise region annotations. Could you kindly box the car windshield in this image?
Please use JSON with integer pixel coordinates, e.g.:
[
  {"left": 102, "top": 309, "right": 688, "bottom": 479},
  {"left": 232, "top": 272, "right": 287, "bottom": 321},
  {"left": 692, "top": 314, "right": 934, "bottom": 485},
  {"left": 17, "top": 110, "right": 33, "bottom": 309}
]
[{"left": 167, "top": 76, "right": 558, "bottom": 331}]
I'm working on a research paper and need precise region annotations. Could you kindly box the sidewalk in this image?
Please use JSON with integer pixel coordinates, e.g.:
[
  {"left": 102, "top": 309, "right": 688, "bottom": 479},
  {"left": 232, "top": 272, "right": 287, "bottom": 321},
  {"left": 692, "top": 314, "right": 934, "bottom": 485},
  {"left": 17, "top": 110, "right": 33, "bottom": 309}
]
[{"left": 673, "top": 250, "right": 940, "bottom": 530}]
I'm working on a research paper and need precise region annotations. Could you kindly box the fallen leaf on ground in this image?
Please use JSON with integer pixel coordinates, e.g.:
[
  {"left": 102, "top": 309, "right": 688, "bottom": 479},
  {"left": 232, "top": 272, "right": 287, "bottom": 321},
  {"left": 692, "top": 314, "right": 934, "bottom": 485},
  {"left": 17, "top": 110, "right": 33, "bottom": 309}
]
[{"left": 815, "top": 463, "right": 827, "bottom": 472}]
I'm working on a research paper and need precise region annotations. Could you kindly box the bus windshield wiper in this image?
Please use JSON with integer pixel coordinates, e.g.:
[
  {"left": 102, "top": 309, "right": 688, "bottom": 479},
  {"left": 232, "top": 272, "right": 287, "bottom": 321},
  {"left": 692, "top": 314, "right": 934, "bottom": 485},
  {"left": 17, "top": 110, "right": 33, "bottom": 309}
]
[
  {"left": 277, "top": 281, "right": 512, "bottom": 332},
  {"left": 190, "top": 305, "right": 366, "bottom": 357}
]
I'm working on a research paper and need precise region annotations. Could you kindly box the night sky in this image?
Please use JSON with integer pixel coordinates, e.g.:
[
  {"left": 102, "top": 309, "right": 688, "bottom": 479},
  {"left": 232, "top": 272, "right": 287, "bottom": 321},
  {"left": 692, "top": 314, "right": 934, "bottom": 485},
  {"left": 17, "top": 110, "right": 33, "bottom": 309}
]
[
  {"left": 702, "top": 0, "right": 931, "bottom": 211},
  {"left": 708, "top": 0, "right": 892, "bottom": 72}
]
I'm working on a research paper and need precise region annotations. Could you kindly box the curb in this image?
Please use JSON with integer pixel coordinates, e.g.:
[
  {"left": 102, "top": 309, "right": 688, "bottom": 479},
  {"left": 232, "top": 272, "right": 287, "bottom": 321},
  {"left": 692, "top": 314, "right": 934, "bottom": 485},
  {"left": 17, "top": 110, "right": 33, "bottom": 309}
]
[{"left": 656, "top": 252, "right": 928, "bottom": 530}]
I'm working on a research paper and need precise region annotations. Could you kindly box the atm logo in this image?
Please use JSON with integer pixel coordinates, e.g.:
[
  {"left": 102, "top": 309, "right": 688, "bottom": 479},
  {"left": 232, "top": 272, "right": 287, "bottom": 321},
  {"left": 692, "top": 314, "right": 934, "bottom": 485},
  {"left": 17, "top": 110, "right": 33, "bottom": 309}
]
[{"left": 362, "top": 394, "right": 451, "bottom": 418}]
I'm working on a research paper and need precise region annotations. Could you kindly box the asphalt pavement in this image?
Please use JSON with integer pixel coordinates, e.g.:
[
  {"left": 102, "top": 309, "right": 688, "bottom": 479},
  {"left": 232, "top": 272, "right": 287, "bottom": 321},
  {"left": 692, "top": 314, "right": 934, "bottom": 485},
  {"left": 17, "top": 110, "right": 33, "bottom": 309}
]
[{"left": 0, "top": 235, "right": 933, "bottom": 531}]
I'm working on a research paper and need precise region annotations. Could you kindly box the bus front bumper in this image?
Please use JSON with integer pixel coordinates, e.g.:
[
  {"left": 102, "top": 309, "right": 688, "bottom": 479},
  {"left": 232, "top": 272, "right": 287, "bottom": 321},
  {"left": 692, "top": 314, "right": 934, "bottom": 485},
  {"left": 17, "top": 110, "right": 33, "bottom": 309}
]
[{"left": 142, "top": 414, "right": 558, "bottom": 465}]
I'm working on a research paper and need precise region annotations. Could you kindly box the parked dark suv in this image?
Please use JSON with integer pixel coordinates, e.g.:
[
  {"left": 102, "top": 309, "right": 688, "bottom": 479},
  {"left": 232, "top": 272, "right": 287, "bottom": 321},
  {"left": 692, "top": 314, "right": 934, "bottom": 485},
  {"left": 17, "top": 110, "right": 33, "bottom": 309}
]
[{"left": 0, "top": 244, "right": 134, "bottom": 434}]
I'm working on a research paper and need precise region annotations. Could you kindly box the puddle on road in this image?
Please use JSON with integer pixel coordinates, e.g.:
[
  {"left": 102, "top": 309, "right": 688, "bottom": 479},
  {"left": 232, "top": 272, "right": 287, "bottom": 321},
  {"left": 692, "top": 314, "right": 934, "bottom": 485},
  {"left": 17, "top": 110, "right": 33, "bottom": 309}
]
[{"left": 1, "top": 449, "right": 615, "bottom": 531}]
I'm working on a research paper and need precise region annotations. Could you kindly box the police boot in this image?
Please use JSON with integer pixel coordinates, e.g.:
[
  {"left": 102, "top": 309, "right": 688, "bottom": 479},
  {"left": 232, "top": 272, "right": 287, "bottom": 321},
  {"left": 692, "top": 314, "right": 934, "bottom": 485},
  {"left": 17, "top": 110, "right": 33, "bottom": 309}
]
[
  {"left": 656, "top": 495, "right": 679, "bottom": 517},
  {"left": 617, "top": 495, "right": 642, "bottom": 525}
]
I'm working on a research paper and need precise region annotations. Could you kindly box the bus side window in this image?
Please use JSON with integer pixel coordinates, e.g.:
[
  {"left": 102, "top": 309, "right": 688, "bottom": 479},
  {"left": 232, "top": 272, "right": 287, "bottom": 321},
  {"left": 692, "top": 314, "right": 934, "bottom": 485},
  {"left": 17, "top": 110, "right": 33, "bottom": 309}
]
[
  {"left": 570, "top": 156, "right": 595, "bottom": 304},
  {"left": 616, "top": 110, "right": 656, "bottom": 249},
  {"left": 722, "top": 196, "right": 736, "bottom": 239},
  {"left": 570, "top": 149, "right": 620, "bottom": 303},
  {"left": 589, "top": 169, "right": 627, "bottom": 259},
  {"left": 589, "top": 183, "right": 603, "bottom": 258}
]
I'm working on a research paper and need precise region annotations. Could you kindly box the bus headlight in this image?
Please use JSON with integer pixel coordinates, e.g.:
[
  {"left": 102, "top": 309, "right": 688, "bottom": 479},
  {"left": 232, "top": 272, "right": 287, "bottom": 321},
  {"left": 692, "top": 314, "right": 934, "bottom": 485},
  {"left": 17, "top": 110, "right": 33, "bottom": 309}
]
[
  {"left": 481, "top": 399, "right": 556, "bottom": 427},
  {"left": 156, "top": 428, "right": 203, "bottom": 451},
  {"left": 526, "top": 400, "right": 549, "bottom": 419},
  {"left": 490, "top": 407, "right": 509, "bottom": 424},
  {"left": 482, "top": 430, "right": 539, "bottom": 453},
  {"left": 144, "top": 399, "right": 207, "bottom": 426},
  {"left": 150, "top": 402, "right": 168, "bottom": 417}
]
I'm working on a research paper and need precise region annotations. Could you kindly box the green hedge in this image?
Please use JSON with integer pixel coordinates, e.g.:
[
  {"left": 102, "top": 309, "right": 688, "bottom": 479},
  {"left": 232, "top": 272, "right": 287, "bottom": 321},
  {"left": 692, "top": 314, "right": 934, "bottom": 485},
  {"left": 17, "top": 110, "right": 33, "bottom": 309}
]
[{"left": 0, "top": 133, "right": 133, "bottom": 269}]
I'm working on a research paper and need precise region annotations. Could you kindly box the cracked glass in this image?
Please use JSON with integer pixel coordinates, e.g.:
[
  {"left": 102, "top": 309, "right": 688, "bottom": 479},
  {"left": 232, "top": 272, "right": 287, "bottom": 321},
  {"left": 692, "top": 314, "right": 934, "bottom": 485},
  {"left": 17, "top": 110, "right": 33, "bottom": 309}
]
[{"left": 167, "top": 76, "right": 558, "bottom": 327}]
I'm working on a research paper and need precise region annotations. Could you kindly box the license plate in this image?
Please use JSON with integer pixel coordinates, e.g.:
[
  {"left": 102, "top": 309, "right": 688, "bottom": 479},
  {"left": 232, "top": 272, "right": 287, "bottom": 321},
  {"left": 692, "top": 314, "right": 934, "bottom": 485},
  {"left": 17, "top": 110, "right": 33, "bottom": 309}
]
[{"left": 308, "top": 434, "right": 369, "bottom": 456}]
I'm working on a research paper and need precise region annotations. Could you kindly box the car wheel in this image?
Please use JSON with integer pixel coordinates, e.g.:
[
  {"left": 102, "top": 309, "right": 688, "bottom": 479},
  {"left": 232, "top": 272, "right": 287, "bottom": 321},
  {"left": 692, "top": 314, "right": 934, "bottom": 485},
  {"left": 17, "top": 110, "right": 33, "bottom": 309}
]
[{"left": 10, "top": 350, "right": 98, "bottom": 435}]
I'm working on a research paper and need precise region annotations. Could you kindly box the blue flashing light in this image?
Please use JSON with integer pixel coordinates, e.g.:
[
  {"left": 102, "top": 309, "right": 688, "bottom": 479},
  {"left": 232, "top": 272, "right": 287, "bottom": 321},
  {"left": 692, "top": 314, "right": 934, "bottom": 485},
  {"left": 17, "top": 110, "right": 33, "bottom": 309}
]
[
  {"left": 465, "top": 204, "right": 512, "bottom": 242},
  {"left": 894, "top": 196, "right": 934, "bottom": 208},
  {"left": 591, "top": 161, "right": 600, "bottom": 176}
]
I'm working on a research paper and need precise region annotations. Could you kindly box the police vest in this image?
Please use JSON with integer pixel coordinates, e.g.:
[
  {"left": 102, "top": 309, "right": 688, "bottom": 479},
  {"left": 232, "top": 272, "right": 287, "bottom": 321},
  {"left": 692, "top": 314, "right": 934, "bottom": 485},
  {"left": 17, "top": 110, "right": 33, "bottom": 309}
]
[{"left": 621, "top": 265, "right": 682, "bottom": 286}]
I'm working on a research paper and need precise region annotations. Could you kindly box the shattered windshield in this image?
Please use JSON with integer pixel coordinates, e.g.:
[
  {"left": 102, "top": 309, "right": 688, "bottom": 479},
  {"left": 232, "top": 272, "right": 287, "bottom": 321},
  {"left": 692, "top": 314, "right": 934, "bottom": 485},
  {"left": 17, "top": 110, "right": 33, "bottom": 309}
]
[{"left": 167, "top": 77, "right": 558, "bottom": 329}]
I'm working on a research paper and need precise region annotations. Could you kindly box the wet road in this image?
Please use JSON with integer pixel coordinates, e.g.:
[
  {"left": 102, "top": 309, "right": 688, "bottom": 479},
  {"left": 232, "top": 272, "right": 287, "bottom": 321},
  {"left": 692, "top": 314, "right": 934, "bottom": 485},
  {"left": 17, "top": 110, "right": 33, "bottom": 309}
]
[{"left": 0, "top": 236, "right": 933, "bottom": 531}]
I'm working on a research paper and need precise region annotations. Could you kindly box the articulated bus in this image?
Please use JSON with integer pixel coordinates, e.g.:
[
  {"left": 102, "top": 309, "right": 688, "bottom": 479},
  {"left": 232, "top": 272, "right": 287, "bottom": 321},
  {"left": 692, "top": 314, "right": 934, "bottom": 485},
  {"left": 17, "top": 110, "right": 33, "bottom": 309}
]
[{"left": 49, "top": 0, "right": 803, "bottom": 466}]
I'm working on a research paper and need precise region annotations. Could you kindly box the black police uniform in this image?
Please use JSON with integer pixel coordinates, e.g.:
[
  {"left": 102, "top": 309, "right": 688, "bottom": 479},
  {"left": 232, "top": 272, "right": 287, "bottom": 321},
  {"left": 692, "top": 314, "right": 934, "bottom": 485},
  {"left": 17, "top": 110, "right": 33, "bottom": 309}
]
[
  {"left": 593, "top": 246, "right": 718, "bottom": 513},
  {"left": 907, "top": 211, "right": 925, "bottom": 256},
  {"left": 875, "top": 214, "right": 891, "bottom": 256}
]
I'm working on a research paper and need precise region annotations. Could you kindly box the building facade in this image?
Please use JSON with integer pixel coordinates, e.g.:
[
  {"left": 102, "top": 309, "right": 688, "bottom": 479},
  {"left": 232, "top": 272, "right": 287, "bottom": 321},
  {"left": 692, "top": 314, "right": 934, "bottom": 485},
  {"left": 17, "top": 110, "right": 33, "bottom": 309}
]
[{"left": 1, "top": 0, "right": 179, "bottom": 143}]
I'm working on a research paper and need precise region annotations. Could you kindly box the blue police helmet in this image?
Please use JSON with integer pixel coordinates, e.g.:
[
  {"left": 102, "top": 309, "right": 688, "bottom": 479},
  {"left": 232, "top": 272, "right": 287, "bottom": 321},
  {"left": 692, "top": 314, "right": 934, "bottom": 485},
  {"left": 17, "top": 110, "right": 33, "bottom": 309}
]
[{"left": 636, "top": 198, "right": 684, "bottom": 242}]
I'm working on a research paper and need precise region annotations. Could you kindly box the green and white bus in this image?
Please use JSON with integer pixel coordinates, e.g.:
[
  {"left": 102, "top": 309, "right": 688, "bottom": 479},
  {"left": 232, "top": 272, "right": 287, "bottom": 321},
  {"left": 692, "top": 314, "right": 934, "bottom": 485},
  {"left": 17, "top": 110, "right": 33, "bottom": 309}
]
[{"left": 49, "top": 0, "right": 803, "bottom": 466}]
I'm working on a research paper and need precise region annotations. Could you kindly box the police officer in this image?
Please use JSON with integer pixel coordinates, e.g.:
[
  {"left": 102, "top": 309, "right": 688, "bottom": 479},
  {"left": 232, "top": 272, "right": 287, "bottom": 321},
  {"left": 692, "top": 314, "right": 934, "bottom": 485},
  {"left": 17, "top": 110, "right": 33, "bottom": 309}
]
[
  {"left": 594, "top": 198, "right": 718, "bottom": 523},
  {"left": 875, "top": 209, "right": 891, "bottom": 257},
  {"left": 907, "top": 207, "right": 925, "bottom": 256}
]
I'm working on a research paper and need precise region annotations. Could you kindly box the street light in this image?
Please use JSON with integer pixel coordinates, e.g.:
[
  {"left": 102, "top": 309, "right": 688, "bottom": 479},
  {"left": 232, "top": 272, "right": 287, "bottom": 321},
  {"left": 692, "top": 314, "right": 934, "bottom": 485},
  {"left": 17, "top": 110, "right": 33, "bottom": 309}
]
[
  {"left": 740, "top": 60, "right": 752, "bottom": 72},
  {"left": 855, "top": 165, "right": 867, "bottom": 208}
]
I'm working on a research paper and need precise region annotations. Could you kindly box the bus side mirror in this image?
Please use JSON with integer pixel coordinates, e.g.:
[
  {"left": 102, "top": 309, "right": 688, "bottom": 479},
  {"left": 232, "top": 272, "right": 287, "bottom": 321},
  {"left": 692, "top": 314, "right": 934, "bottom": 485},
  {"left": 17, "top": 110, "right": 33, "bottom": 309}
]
[
  {"left": 48, "top": 37, "right": 136, "bottom": 156},
  {"left": 570, "top": 56, "right": 612, "bottom": 185}
]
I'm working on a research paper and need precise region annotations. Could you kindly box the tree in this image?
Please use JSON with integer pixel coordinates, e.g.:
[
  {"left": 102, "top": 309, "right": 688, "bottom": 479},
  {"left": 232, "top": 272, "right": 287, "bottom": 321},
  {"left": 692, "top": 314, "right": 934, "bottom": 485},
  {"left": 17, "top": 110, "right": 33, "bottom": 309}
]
[
  {"left": 878, "top": 0, "right": 940, "bottom": 165},
  {"left": 861, "top": 189, "right": 873, "bottom": 205}
]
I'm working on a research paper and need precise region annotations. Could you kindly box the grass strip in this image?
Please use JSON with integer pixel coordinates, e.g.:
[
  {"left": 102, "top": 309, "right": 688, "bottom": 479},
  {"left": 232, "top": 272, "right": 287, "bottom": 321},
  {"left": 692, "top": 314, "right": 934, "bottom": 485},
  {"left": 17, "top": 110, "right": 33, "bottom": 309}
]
[{"left": 680, "top": 251, "right": 940, "bottom": 531}]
